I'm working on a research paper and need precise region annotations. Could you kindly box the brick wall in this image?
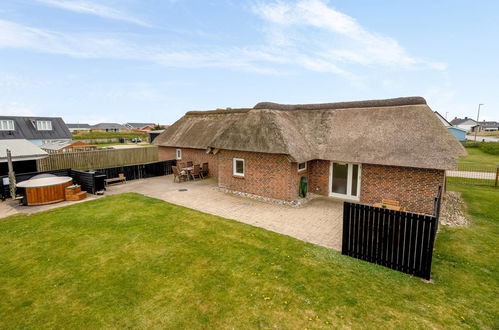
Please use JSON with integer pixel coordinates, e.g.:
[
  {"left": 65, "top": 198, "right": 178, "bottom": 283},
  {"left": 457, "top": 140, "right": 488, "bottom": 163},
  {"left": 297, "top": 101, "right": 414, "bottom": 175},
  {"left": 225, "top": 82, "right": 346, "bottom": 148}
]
[
  {"left": 360, "top": 164, "right": 444, "bottom": 215},
  {"left": 158, "top": 146, "right": 443, "bottom": 214},
  {"left": 218, "top": 150, "right": 299, "bottom": 201},
  {"left": 158, "top": 146, "right": 219, "bottom": 178},
  {"left": 308, "top": 160, "right": 330, "bottom": 196}
]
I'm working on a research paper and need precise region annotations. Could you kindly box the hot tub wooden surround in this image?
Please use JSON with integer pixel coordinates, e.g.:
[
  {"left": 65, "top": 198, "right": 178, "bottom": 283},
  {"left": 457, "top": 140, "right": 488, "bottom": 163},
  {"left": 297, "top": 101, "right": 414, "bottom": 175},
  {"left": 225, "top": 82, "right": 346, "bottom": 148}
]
[{"left": 17, "top": 176, "right": 75, "bottom": 206}]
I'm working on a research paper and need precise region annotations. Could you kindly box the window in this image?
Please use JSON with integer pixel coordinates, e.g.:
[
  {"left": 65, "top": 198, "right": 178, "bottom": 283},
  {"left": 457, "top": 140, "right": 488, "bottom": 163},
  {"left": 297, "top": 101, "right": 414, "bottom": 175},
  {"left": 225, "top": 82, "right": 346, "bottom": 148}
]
[
  {"left": 298, "top": 162, "right": 307, "bottom": 172},
  {"left": 0, "top": 120, "right": 14, "bottom": 131},
  {"left": 233, "top": 158, "right": 245, "bottom": 177},
  {"left": 330, "top": 162, "right": 361, "bottom": 200},
  {"left": 36, "top": 120, "right": 52, "bottom": 131},
  {"left": 176, "top": 149, "right": 182, "bottom": 160}
]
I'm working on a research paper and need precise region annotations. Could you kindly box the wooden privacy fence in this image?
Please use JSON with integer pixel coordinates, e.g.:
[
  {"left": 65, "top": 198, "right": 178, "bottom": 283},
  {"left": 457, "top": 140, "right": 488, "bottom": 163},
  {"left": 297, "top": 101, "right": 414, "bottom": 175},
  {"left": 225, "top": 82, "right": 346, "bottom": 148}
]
[
  {"left": 342, "top": 202, "right": 439, "bottom": 280},
  {"left": 37, "top": 146, "right": 159, "bottom": 171}
]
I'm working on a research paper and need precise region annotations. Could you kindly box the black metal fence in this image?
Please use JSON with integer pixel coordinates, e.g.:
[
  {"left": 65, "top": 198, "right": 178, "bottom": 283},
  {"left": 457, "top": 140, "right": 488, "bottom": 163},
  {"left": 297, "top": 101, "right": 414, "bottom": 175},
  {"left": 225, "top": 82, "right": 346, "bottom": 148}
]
[
  {"left": 342, "top": 189, "right": 442, "bottom": 280},
  {"left": 446, "top": 165, "right": 499, "bottom": 187},
  {"left": 0, "top": 160, "right": 175, "bottom": 199},
  {"left": 94, "top": 160, "right": 174, "bottom": 181}
]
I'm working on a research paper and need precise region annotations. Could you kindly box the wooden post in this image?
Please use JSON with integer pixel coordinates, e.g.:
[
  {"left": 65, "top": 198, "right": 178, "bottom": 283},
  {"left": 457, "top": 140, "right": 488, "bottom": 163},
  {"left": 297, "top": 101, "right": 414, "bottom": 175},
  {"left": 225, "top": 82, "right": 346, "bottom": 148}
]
[
  {"left": 495, "top": 165, "right": 499, "bottom": 188},
  {"left": 6, "top": 149, "right": 16, "bottom": 199}
]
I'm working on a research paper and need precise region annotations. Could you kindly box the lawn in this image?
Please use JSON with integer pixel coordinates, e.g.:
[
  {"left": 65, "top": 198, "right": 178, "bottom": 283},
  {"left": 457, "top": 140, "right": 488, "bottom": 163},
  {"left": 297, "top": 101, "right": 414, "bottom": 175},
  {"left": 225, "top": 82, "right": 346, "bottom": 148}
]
[
  {"left": 72, "top": 131, "right": 148, "bottom": 140},
  {"left": 0, "top": 191, "right": 497, "bottom": 328},
  {"left": 458, "top": 147, "right": 499, "bottom": 169}
]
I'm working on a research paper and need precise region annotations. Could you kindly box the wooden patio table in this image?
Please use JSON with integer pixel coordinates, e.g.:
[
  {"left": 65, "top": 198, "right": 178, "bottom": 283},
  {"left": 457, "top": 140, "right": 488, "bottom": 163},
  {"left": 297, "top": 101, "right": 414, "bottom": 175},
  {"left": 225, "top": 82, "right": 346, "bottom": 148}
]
[
  {"left": 181, "top": 167, "right": 193, "bottom": 180},
  {"left": 372, "top": 203, "right": 401, "bottom": 211}
]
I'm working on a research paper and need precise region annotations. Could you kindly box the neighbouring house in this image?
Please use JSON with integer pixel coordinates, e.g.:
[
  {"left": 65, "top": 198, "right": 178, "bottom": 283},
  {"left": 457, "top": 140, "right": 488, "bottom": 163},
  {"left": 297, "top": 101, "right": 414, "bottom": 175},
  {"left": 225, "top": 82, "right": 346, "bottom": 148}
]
[
  {"left": 0, "top": 116, "right": 71, "bottom": 146},
  {"left": 123, "top": 122, "right": 155, "bottom": 131},
  {"left": 476, "top": 121, "right": 499, "bottom": 132},
  {"left": 0, "top": 139, "right": 48, "bottom": 175},
  {"left": 450, "top": 117, "right": 478, "bottom": 132},
  {"left": 90, "top": 123, "right": 127, "bottom": 132},
  {"left": 155, "top": 97, "right": 466, "bottom": 215},
  {"left": 67, "top": 123, "right": 91, "bottom": 133},
  {"left": 434, "top": 111, "right": 467, "bottom": 141},
  {"left": 447, "top": 127, "right": 467, "bottom": 141},
  {"left": 148, "top": 129, "right": 165, "bottom": 143},
  {"left": 124, "top": 123, "right": 169, "bottom": 132},
  {"left": 41, "top": 140, "right": 97, "bottom": 153}
]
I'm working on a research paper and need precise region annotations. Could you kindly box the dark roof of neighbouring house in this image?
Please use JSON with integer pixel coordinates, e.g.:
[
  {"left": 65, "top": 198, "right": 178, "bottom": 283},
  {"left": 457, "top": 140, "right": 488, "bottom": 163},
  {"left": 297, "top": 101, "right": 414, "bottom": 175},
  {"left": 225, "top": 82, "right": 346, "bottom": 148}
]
[
  {"left": 67, "top": 123, "right": 91, "bottom": 129},
  {"left": 154, "top": 97, "right": 466, "bottom": 170},
  {"left": 450, "top": 117, "right": 477, "bottom": 125},
  {"left": 0, "top": 116, "right": 71, "bottom": 140},
  {"left": 124, "top": 122, "right": 155, "bottom": 128},
  {"left": 479, "top": 121, "right": 499, "bottom": 128},
  {"left": 91, "top": 123, "right": 125, "bottom": 129}
]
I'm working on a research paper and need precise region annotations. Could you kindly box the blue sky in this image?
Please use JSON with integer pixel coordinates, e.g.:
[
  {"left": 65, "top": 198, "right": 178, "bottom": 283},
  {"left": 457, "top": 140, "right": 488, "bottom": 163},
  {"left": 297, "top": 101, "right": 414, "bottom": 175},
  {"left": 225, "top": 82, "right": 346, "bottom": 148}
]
[{"left": 0, "top": 0, "right": 498, "bottom": 124}]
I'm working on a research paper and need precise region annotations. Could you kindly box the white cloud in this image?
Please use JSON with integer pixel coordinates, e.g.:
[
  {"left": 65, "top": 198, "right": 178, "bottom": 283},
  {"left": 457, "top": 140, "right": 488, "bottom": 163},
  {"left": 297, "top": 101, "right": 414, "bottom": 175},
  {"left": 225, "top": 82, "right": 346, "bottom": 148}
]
[
  {"left": 0, "top": 102, "right": 36, "bottom": 116},
  {"left": 0, "top": 19, "right": 286, "bottom": 74},
  {"left": 36, "top": 0, "right": 151, "bottom": 27},
  {"left": 0, "top": 0, "right": 445, "bottom": 80},
  {"left": 253, "top": 0, "right": 446, "bottom": 70}
]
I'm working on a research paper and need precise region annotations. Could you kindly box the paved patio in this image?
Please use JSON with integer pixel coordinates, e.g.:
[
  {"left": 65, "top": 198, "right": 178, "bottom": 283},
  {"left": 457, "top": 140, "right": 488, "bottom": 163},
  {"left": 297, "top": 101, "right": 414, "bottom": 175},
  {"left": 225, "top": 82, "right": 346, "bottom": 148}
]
[{"left": 0, "top": 175, "right": 343, "bottom": 250}]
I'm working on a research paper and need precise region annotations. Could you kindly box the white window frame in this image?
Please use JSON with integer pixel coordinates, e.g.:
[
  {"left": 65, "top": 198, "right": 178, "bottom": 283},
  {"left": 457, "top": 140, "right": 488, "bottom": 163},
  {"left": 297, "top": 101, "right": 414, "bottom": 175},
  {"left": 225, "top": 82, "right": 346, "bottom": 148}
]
[
  {"left": 328, "top": 162, "right": 361, "bottom": 201},
  {"left": 0, "top": 120, "right": 14, "bottom": 131},
  {"left": 176, "top": 149, "right": 182, "bottom": 160},
  {"left": 36, "top": 120, "right": 52, "bottom": 131},
  {"left": 233, "top": 158, "right": 245, "bottom": 177},
  {"left": 298, "top": 162, "right": 307, "bottom": 172}
]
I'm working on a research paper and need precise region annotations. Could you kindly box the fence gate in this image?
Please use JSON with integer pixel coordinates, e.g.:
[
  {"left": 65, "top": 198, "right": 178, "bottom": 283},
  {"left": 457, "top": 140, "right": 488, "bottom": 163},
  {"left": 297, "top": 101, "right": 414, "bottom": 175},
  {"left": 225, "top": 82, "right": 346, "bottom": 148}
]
[{"left": 341, "top": 202, "right": 438, "bottom": 280}]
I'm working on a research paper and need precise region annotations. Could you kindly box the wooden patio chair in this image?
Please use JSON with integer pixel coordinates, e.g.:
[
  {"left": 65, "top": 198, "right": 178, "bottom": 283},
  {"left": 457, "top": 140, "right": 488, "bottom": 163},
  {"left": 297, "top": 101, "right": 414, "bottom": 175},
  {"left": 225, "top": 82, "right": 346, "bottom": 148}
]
[
  {"left": 186, "top": 161, "right": 193, "bottom": 167},
  {"left": 172, "top": 166, "right": 188, "bottom": 183},
  {"left": 118, "top": 173, "right": 127, "bottom": 183},
  {"left": 201, "top": 162, "right": 209, "bottom": 177},
  {"left": 191, "top": 164, "right": 203, "bottom": 180}
]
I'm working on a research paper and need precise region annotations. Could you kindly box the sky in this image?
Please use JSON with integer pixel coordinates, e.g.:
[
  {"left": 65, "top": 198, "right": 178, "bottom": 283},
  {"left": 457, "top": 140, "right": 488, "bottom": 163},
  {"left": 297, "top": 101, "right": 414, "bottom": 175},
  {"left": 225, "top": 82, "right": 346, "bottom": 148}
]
[{"left": 0, "top": 0, "right": 498, "bottom": 124}]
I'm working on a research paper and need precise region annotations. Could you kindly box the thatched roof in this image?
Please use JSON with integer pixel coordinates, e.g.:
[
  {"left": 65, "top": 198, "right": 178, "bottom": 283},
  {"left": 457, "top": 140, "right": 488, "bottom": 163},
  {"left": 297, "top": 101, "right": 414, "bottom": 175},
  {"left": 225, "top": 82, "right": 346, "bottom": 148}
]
[{"left": 154, "top": 97, "right": 466, "bottom": 170}]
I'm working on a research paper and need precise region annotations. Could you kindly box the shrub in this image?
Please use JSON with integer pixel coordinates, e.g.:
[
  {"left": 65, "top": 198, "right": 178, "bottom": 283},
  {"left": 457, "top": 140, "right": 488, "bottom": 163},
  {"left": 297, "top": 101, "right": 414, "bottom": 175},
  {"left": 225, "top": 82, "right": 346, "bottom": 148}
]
[{"left": 479, "top": 142, "right": 499, "bottom": 156}]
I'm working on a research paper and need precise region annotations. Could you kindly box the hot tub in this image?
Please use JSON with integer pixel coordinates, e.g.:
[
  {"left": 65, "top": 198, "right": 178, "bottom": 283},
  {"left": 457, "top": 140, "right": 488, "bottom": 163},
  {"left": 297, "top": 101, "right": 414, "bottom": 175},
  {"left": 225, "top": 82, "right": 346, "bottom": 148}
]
[{"left": 16, "top": 175, "right": 73, "bottom": 206}]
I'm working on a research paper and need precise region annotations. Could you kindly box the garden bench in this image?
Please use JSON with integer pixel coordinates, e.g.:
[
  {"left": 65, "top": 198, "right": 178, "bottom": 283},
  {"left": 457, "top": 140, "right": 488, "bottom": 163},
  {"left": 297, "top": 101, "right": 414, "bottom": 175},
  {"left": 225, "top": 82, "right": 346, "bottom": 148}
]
[{"left": 104, "top": 173, "right": 126, "bottom": 186}]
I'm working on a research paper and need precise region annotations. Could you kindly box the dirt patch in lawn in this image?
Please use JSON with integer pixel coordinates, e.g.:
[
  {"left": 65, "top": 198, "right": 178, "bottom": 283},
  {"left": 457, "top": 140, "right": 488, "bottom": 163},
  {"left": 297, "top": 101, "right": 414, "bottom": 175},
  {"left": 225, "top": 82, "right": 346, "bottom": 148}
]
[{"left": 440, "top": 191, "right": 469, "bottom": 227}]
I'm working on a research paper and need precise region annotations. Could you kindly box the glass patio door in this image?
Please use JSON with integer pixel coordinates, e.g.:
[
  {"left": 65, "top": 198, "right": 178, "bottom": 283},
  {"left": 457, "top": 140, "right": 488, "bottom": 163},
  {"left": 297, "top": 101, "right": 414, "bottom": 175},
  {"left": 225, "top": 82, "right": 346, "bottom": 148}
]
[{"left": 330, "top": 162, "right": 361, "bottom": 200}]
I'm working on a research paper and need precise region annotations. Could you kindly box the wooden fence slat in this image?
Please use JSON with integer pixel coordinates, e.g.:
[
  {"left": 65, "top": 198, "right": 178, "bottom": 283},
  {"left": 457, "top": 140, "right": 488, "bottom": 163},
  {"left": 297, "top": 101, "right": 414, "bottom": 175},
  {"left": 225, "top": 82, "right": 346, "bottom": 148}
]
[{"left": 37, "top": 146, "right": 159, "bottom": 171}]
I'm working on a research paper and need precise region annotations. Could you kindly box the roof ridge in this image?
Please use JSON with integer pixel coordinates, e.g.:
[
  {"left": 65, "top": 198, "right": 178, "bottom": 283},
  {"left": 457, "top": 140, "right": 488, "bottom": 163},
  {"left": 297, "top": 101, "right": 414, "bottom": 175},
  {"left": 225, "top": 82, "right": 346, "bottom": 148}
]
[{"left": 254, "top": 96, "right": 426, "bottom": 111}]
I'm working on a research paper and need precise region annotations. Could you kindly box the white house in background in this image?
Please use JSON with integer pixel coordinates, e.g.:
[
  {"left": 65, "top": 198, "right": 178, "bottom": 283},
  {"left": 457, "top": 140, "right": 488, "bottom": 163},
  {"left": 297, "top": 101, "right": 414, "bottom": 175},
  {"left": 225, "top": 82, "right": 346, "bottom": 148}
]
[
  {"left": 449, "top": 117, "right": 478, "bottom": 132},
  {"left": 66, "top": 123, "right": 91, "bottom": 133},
  {"left": 434, "top": 111, "right": 451, "bottom": 127},
  {"left": 434, "top": 112, "right": 467, "bottom": 141},
  {"left": 0, "top": 116, "right": 71, "bottom": 146},
  {"left": 477, "top": 121, "right": 499, "bottom": 132}
]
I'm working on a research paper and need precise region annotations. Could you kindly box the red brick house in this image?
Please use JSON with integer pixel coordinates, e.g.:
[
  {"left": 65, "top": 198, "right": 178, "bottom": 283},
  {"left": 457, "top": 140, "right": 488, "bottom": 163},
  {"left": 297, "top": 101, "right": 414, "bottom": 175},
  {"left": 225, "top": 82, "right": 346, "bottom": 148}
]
[{"left": 154, "top": 97, "right": 465, "bottom": 215}]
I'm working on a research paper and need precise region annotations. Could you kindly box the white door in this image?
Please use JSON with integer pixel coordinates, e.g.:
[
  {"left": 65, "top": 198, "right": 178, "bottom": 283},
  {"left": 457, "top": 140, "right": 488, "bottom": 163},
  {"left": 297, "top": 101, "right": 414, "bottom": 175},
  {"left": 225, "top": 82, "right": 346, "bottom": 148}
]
[{"left": 329, "top": 162, "right": 361, "bottom": 200}]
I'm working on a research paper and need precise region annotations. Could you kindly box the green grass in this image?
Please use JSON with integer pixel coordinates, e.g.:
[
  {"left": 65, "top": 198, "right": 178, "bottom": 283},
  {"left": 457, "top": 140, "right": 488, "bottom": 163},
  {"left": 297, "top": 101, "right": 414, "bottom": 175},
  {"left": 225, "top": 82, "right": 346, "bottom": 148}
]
[
  {"left": 93, "top": 143, "right": 152, "bottom": 148},
  {"left": 458, "top": 147, "right": 499, "bottom": 169},
  {"left": 72, "top": 131, "right": 148, "bottom": 140},
  {"left": 0, "top": 192, "right": 497, "bottom": 328}
]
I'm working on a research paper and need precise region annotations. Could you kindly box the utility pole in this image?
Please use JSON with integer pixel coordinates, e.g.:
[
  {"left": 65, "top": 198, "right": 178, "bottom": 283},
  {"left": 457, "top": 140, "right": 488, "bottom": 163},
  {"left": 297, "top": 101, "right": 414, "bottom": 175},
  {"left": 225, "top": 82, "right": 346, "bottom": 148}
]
[
  {"left": 474, "top": 104, "right": 484, "bottom": 142},
  {"left": 6, "top": 149, "right": 16, "bottom": 199},
  {"left": 445, "top": 112, "right": 448, "bottom": 119}
]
